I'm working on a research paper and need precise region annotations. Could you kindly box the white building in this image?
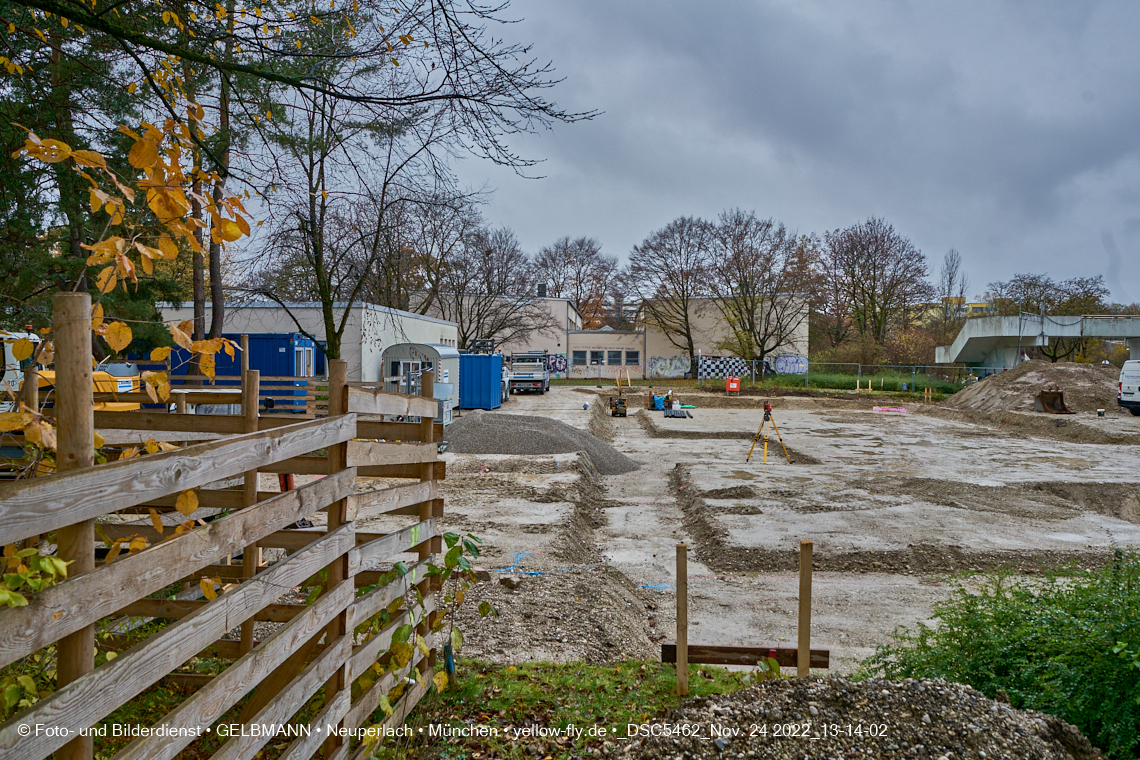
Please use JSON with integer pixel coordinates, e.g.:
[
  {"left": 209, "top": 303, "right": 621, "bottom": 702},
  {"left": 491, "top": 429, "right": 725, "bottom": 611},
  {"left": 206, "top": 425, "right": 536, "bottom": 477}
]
[{"left": 160, "top": 302, "right": 458, "bottom": 382}]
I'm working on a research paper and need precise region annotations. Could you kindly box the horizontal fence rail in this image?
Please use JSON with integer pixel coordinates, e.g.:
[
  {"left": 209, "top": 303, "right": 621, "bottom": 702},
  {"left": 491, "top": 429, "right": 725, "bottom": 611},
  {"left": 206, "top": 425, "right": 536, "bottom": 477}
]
[{"left": 0, "top": 335, "right": 444, "bottom": 760}]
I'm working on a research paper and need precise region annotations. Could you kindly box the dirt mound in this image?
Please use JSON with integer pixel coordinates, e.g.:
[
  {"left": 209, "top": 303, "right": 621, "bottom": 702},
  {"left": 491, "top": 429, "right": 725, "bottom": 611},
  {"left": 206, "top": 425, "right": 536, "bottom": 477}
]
[
  {"left": 445, "top": 411, "right": 641, "bottom": 476},
  {"left": 941, "top": 360, "right": 1120, "bottom": 414},
  {"left": 625, "top": 677, "right": 1103, "bottom": 760}
]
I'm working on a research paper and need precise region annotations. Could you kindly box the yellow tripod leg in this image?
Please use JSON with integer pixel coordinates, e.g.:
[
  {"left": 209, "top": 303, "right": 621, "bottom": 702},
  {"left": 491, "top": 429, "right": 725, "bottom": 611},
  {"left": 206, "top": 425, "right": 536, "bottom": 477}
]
[
  {"left": 769, "top": 417, "right": 792, "bottom": 464},
  {"left": 746, "top": 423, "right": 763, "bottom": 462},
  {"left": 762, "top": 420, "right": 769, "bottom": 463}
]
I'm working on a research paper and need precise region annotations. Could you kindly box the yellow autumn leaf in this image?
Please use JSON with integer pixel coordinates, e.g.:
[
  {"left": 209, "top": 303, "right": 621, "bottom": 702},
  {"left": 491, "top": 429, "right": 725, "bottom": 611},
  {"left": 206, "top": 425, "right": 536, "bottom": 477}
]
[
  {"left": 149, "top": 508, "right": 165, "bottom": 535},
  {"left": 157, "top": 236, "right": 179, "bottom": 260},
  {"left": 104, "top": 321, "right": 133, "bottom": 353},
  {"left": 105, "top": 541, "right": 123, "bottom": 563},
  {"left": 150, "top": 346, "right": 171, "bottom": 362},
  {"left": 144, "top": 439, "right": 159, "bottom": 454},
  {"left": 127, "top": 139, "right": 159, "bottom": 169},
  {"left": 169, "top": 323, "right": 192, "bottom": 350},
  {"left": 95, "top": 267, "right": 117, "bottom": 294},
  {"left": 0, "top": 412, "right": 32, "bottom": 432},
  {"left": 91, "top": 302, "right": 104, "bottom": 329},
  {"left": 128, "top": 82, "right": 137, "bottom": 94},
  {"left": 200, "top": 578, "right": 218, "bottom": 600},
  {"left": 390, "top": 642, "right": 413, "bottom": 668},
  {"left": 175, "top": 489, "right": 199, "bottom": 517},
  {"left": 119, "top": 446, "right": 140, "bottom": 460},
  {"left": 94, "top": 431, "right": 105, "bottom": 449},
  {"left": 24, "top": 420, "right": 57, "bottom": 449},
  {"left": 71, "top": 149, "right": 107, "bottom": 169},
  {"left": 10, "top": 338, "right": 34, "bottom": 362},
  {"left": 199, "top": 354, "right": 215, "bottom": 380},
  {"left": 415, "top": 634, "right": 429, "bottom": 658},
  {"left": 128, "top": 536, "right": 147, "bottom": 553},
  {"left": 35, "top": 138, "right": 72, "bottom": 163},
  {"left": 433, "top": 670, "right": 449, "bottom": 693}
]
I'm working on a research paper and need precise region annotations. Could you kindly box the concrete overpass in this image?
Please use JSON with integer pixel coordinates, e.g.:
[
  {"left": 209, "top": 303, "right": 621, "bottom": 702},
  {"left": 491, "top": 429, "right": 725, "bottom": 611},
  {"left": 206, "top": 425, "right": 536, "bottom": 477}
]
[{"left": 935, "top": 315, "right": 1140, "bottom": 370}]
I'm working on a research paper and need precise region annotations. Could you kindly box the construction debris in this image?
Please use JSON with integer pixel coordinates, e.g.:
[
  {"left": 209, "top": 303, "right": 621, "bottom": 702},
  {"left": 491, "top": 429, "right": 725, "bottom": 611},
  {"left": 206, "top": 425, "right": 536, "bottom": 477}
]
[{"left": 941, "top": 360, "right": 1121, "bottom": 414}]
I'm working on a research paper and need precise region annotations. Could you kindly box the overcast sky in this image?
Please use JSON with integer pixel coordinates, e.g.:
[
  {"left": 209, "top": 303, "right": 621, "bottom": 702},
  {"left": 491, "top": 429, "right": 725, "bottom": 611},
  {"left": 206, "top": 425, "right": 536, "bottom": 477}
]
[{"left": 452, "top": 0, "right": 1140, "bottom": 304}]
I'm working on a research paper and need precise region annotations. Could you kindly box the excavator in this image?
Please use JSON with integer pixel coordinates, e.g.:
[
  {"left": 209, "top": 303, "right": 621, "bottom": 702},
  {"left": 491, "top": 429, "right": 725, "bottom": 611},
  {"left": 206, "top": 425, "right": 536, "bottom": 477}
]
[{"left": 608, "top": 368, "right": 632, "bottom": 417}]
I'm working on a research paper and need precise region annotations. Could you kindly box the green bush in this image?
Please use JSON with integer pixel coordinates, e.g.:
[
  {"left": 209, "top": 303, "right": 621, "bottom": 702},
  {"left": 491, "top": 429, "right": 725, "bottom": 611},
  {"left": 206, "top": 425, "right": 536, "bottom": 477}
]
[{"left": 858, "top": 551, "right": 1140, "bottom": 758}]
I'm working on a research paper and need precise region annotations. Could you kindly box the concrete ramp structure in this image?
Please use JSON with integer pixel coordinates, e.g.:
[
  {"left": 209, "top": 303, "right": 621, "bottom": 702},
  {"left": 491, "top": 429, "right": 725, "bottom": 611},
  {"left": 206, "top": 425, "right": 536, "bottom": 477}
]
[{"left": 936, "top": 315, "right": 1140, "bottom": 371}]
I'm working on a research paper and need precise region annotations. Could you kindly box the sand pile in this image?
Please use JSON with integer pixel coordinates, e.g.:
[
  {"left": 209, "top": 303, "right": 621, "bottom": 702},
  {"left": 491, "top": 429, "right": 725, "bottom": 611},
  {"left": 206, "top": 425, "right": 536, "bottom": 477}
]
[
  {"left": 941, "top": 360, "right": 1120, "bottom": 414},
  {"left": 444, "top": 411, "right": 641, "bottom": 475}
]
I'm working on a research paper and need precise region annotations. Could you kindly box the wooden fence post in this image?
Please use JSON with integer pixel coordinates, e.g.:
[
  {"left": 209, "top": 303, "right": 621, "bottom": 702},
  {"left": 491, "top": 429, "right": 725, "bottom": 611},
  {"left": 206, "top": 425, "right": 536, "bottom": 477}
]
[
  {"left": 322, "top": 359, "right": 351, "bottom": 757},
  {"left": 676, "top": 543, "right": 688, "bottom": 696},
  {"left": 417, "top": 371, "right": 437, "bottom": 674},
  {"left": 53, "top": 292, "right": 95, "bottom": 760},
  {"left": 240, "top": 333, "right": 249, "bottom": 373},
  {"left": 22, "top": 363, "right": 38, "bottom": 412},
  {"left": 240, "top": 369, "right": 260, "bottom": 654},
  {"left": 798, "top": 540, "right": 813, "bottom": 678}
]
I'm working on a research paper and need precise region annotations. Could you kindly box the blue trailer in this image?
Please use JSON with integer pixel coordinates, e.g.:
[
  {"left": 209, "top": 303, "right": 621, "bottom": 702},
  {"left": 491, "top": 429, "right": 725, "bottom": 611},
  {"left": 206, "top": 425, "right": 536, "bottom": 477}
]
[
  {"left": 458, "top": 353, "right": 503, "bottom": 410},
  {"left": 166, "top": 333, "right": 318, "bottom": 412}
]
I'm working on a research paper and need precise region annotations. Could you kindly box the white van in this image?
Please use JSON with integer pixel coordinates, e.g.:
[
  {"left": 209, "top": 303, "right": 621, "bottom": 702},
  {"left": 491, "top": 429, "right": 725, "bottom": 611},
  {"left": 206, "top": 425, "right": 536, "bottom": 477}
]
[{"left": 1120, "top": 360, "right": 1140, "bottom": 416}]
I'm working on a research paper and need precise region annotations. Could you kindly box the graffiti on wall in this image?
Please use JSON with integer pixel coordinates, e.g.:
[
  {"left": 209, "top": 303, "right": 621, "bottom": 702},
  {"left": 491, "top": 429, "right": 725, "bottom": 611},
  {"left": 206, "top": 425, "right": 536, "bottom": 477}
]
[
  {"left": 546, "top": 353, "right": 568, "bottom": 375},
  {"left": 648, "top": 355, "right": 691, "bottom": 378},
  {"left": 770, "top": 354, "right": 808, "bottom": 375}
]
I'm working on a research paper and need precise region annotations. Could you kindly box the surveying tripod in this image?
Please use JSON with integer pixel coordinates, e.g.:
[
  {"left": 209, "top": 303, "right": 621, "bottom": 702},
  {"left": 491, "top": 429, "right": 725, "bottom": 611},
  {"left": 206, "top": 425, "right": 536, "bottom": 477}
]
[{"left": 746, "top": 402, "right": 791, "bottom": 464}]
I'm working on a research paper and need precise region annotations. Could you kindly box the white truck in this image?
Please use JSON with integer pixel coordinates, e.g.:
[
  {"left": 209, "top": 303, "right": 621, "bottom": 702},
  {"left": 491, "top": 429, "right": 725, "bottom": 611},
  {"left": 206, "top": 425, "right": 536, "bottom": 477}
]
[
  {"left": 508, "top": 351, "right": 550, "bottom": 394},
  {"left": 1119, "top": 360, "right": 1140, "bottom": 416}
]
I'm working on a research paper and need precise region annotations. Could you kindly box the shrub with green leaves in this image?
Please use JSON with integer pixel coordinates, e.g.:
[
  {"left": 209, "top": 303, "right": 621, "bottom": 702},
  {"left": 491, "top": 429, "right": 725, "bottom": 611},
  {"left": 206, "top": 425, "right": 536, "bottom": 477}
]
[{"left": 858, "top": 551, "right": 1140, "bottom": 758}]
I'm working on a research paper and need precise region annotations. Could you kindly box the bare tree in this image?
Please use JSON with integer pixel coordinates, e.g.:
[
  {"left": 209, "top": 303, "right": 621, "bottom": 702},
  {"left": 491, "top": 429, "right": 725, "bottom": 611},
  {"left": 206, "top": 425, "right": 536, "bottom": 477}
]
[
  {"left": 935, "top": 249, "right": 970, "bottom": 335},
  {"left": 627, "top": 217, "right": 713, "bottom": 377},
  {"left": 534, "top": 236, "right": 619, "bottom": 327},
  {"left": 428, "top": 226, "right": 558, "bottom": 349},
  {"left": 822, "top": 218, "right": 932, "bottom": 345},
  {"left": 708, "top": 209, "right": 815, "bottom": 363}
]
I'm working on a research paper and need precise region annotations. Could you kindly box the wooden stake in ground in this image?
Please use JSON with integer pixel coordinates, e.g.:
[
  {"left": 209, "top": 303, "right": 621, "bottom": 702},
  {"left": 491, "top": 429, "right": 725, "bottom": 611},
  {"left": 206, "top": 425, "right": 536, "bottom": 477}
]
[
  {"left": 53, "top": 292, "right": 95, "bottom": 760},
  {"left": 676, "top": 543, "right": 688, "bottom": 696},
  {"left": 798, "top": 539, "right": 813, "bottom": 677}
]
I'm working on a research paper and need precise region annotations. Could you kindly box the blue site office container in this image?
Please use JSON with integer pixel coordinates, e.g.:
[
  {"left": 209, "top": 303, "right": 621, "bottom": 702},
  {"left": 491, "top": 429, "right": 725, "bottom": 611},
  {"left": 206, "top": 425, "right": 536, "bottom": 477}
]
[
  {"left": 163, "top": 333, "right": 317, "bottom": 412},
  {"left": 458, "top": 353, "right": 502, "bottom": 410}
]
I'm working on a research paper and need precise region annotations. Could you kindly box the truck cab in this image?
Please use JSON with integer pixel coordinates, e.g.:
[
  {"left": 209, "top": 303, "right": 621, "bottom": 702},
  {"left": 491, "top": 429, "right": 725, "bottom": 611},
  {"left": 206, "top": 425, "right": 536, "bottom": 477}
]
[
  {"left": 508, "top": 352, "right": 550, "bottom": 394},
  {"left": 1120, "top": 360, "right": 1140, "bottom": 416}
]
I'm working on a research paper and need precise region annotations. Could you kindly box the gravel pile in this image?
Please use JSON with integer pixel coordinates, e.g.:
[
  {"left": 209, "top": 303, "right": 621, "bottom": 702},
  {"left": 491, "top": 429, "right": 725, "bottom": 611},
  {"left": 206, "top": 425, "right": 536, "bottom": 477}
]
[
  {"left": 624, "top": 677, "right": 1102, "bottom": 760},
  {"left": 445, "top": 411, "right": 641, "bottom": 475}
]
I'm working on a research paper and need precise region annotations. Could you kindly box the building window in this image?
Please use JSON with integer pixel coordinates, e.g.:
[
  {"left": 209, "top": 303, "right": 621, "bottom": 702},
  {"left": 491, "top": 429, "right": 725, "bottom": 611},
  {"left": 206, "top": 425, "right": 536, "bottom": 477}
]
[
  {"left": 572, "top": 351, "right": 587, "bottom": 366},
  {"left": 607, "top": 350, "right": 622, "bottom": 365},
  {"left": 625, "top": 351, "right": 640, "bottom": 365},
  {"left": 590, "top": 350, "right": 604, "bottom": 365}
]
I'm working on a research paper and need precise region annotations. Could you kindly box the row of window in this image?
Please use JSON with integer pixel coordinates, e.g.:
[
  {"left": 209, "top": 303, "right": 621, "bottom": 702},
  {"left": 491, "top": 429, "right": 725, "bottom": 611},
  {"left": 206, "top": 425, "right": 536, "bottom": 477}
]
[{"left": 572, "top": 350, "right": 640, "bottom": 366}]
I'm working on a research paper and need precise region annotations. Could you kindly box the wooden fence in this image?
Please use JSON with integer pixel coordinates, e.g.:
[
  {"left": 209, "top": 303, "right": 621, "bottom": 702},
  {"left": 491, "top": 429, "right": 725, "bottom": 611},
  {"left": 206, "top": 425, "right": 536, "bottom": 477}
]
[{"left": 0, "top": 293, "right": 445, "bottom": 760}]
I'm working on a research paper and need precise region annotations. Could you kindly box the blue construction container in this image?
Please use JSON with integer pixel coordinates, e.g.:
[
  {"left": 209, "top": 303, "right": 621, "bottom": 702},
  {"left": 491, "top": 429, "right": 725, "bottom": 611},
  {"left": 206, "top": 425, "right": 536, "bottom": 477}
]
[
  {"left": 165, "top": 333, "right": 317, "bottom": 412},
  {"left": 458, "top": 353, "right": 502, "bottom": 410}
]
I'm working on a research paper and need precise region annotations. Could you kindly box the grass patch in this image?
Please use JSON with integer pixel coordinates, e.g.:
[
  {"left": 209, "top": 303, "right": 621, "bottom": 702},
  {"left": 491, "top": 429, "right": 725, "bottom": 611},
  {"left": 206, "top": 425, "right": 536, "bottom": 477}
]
[
  {"left": 369, "top": 659, "right": 760, "bottom": 759},
  {"left": 857, "top": 551, "right": 1140, "bottom": 759}
]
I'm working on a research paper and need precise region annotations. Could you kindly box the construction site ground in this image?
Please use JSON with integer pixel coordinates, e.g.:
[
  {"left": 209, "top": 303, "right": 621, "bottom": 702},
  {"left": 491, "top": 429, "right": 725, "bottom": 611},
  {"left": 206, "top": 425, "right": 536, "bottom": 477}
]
[{"left": 443, "top": 387, "right": 1140, "bottom": 674}]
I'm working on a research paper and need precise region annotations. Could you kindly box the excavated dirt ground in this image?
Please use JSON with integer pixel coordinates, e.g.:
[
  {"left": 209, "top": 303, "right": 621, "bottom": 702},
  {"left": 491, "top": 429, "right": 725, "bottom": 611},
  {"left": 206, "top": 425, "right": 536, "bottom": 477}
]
[{"left": 444, "top": 387, "right": 1140, "bottom": 679}]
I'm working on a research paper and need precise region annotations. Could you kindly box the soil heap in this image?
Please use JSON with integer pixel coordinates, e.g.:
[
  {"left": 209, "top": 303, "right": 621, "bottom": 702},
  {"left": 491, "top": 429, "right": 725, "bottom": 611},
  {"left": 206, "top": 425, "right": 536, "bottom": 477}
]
[
  {"left": 444, "top": 411, "right": 641, "bottom": 476},
  {"left": 625, "top": 677, "right": 1102, "bottom": 760},
  {"left": 941, "top": 360, "right": 1120, "bottom": 414}
]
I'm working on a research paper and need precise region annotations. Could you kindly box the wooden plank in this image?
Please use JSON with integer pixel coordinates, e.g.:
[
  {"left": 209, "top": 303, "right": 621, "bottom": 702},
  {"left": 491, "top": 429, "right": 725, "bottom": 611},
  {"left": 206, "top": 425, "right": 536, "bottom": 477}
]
[
  {"left": 117, "top": 598, "right": 308, "bottom": 624},
  {"left": 660, "top": 644, "right": 829, "bottom": 669},
  {"left": 94, "top": 411, "right": 245, "bottom": 435},
  {"left": 357, "top": 420, "right": 443, "bottom": 442},
  {"left": 347, "top": 385, "right": 438, "bottom": 418},
  {"left": 0, "top": 470, "right": 355, "bottom": 670},
  {"left": 0, "top": 414, "right": 357, "bottom": 545},
  {"left": 258, "top": 456, "right": 329, "bottom": 475},
  {"left": 346, "top": 440, "right": 437, "bottom": 467},
  {"left": 137, "top": 489, "right": 275, "bottom": 511},
  {"left": 277, "top": 689, "right": 351, "bottom": 760},
  {"left": 357, "top": 461, "right": 445, "bottom": 480},
  {"left": 111, "top": 582, "right": 354, "bottom": 760},
  {"left": 92, "top": 391, "right": 243, "bottom": 404},
  {"left": 348, "top": 519, "right": 438, "bottom": 575},
  {"left": 260, "top": 530, "right": 385, "bottom": 553},
  {"left": 349, "top": 482, "right": 435, "bottom": 519},
  {"left": 0, "top": 525, "right": 356, "bottom": 760}
]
